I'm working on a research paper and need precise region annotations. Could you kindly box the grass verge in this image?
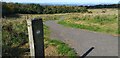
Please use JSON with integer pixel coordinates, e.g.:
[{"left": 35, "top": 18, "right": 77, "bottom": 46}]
[
  {"left": 58, "top": 15, "right": 118, "bottom": 35},
  {"left": 44, "top": 25, "right": 77, "bottom": 57}
]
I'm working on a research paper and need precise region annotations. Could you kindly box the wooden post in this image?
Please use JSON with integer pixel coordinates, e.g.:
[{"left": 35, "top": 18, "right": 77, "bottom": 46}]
[
  {"left": 27, "top": 19, "right": 35, "bottom": 58},
  {"left": 80, "top": 47, "right": 94, "bottom": 58},
  {"left": 27, "top": 18, "right": 44, "bottom": 58}
]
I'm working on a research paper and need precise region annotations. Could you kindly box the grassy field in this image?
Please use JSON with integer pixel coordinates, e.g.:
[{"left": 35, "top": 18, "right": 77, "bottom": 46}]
[
  {"left": 2, "top": 8, "right": 118, "bottom": 57},
  {"left": 2, "top": 14, "right": 77, "bottom": 57},
  {"left": 58, "top": 9, "right": 119, "bottom": 35}
]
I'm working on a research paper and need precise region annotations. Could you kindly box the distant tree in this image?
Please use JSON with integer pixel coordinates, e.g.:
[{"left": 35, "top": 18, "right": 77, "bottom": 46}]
[{"left": 2, "top": 2, "right": 88, "bottom": 17}]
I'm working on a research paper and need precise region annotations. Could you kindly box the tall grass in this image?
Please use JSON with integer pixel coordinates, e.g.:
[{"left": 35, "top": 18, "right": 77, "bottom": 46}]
[
  {"left": 2, "top": 14, "right": 77, "bottom": 57},
  {"left": 58, "top": 14, "right": 118, "bottom": 35}
]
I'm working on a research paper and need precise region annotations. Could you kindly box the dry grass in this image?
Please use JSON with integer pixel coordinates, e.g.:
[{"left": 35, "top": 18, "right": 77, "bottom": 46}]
[
  {"left": 58, "top": 8, "right": 118, "bottom": 35},
  {"left": 45, "top": 45, "right": 59, "bottom": 56}
]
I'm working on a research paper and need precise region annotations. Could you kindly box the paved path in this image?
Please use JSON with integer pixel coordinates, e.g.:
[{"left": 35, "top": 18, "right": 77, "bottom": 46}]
[{"left": 44, "top": 20, "right": 118, "bottom": 56}]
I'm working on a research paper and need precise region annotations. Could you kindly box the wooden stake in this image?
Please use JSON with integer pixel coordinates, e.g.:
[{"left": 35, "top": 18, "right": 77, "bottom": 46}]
[{"left": 27, "top": 19, "right": 35, "bottom": 58}]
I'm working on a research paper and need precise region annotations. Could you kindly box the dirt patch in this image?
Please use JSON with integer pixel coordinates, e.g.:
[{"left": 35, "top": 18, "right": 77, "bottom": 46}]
[
  {"left": 45, "top": 45, "right": 59, "bottom": 56},
  {"left": 74, "top": 21, "right": 85, "bottom": 24},
  {"left": 19, "top": 43, "right": 59, "bottom": 56}
]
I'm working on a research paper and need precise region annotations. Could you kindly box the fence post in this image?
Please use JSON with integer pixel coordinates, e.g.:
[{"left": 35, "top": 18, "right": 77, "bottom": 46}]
[{"left": 27, "top": 18, "right": 44, "bottom": 58}]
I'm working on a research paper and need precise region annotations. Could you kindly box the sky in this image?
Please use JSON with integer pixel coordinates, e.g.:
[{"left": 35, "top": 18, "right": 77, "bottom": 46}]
[{"left": 2, "top": 0, "right": 120, "bottom": 5}]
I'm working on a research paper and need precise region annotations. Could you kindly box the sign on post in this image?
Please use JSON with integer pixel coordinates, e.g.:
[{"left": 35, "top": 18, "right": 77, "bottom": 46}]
[{"left": 27, "top": 18, "right": 44, "bottom": 58}]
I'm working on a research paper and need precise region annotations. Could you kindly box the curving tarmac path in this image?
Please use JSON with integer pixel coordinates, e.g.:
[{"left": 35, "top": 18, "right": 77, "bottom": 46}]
[{"left": 44, "top": 20, "right": 118, "bottom": 56}]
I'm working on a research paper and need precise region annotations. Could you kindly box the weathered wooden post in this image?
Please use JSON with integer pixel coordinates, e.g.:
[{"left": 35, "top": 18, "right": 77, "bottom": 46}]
[
  {"left": 27, "top": 18, "right": 44, "bottom": 58},
  {"left": 80, "top": 47, "right": 94, "bottom": 58}
]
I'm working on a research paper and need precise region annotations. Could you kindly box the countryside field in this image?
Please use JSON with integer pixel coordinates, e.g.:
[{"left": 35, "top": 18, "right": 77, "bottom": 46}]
[
  {"left": 2, "top": 8, "right": 119, "bottom": 57},
  {"left": 2, "top": 13, "right": 77, "bottom": 57},
  {"left": 58, "top": 9, "right": 118, "bottom": 35}
]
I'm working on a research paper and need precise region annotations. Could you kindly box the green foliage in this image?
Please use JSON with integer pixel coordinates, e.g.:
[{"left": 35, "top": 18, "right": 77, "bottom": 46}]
[
  {"left": 2, "top": 2, "right": 88, "bottom": 17},
  {"left": 58, "top": 20, "right": 101, "bottom": 31},
  {"left": 2, "top": 2, "right": 15, "bottom": 16},
  {"left": 43, "top": 6, "right": 88, "bottom": 14},
  {"left": 2, "top": 2, "right": 44, "bottom": 16},
  {"left": 92, "top": 15, "right": 116, "bottom": 24},
  {"left": 2, "top": 20, "right": 28, "bottom": 56},
  {"left": 2, "top": 20, "right": 28, "bottom": 47},
  {"left": 47, "top": 39, "right": 77, "bottom": 57}
]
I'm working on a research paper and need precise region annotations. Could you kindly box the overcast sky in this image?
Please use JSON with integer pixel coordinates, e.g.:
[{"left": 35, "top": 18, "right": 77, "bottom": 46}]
[{"left": 2, "top": 0, "right": 120, "bottom": 5}]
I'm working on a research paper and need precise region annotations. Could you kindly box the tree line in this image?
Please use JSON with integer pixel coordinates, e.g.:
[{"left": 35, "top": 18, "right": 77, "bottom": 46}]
[
  {"left": 82, "top": 4, "right": 119, "bottom": 9},
  {"left": 2, "top": 2, "right": 88, "bottom": 17}
]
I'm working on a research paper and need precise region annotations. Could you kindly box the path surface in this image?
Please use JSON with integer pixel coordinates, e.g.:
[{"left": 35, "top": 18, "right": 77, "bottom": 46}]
[{"left": 44, "top": 20, "right": 118, "bottom": 56}]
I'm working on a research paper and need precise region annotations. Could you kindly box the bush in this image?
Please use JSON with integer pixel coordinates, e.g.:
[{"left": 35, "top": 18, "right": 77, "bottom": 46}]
[
  {"left": 88, "top": 11, "right": 92, "bottom": 13},
  {"left": 2, "top": 2, "right": 88, "bottom": 17}
]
